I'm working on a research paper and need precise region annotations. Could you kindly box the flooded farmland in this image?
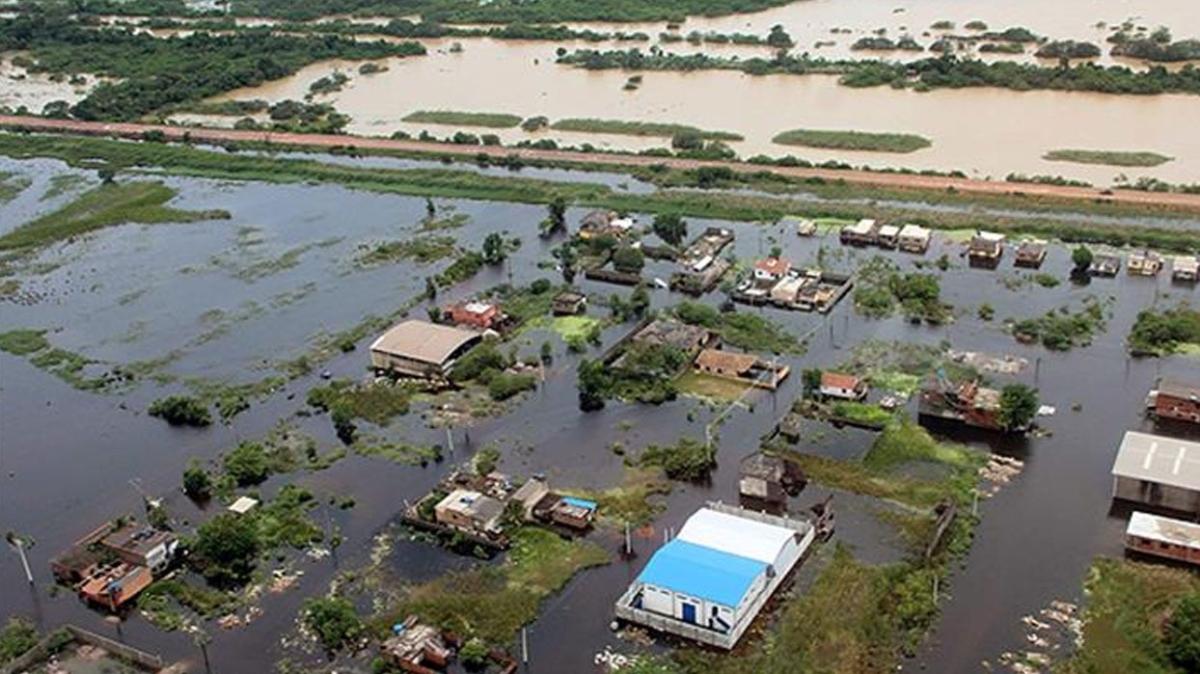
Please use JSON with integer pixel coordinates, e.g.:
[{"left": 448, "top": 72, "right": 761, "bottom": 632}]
[{"left": 2, "top": 147, "right": 1199, "bottom": 672}]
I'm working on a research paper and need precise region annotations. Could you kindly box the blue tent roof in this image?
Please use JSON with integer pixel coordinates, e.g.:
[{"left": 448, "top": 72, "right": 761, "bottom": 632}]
[
  {"left": 636, "top": 539, "right": 766, "bottom": 608},
  {"left": 561, "top": 496, "right": 597, "bottom": 511}
]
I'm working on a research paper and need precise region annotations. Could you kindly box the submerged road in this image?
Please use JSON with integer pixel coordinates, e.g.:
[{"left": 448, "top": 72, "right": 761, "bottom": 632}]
[{"left": 4, "top": 114, "right": 1200, "bottom": 213}]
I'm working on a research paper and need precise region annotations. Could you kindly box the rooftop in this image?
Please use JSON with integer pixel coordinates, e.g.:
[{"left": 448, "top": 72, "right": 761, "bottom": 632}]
[
  {"left": 101, "top": 523, "right": 175, "bottom": 556},
  {"left": 696, "top": 349, "right": 759, "bottom": 374},
  {"left": 1127, "top": 511, "right": 1200, "bottom": 550},
  {"left": 633, "top": 319, "right": 711, "bottom": 351},
  {"left": 370, "top": 320, "right": 481, "bottom": 365},
  {"left": 754, "top": 257, "right": 791, "bottom": 276},
  {"left": 843, "top": 219, "right": 876, "bottom": 236},
  {"left": 1112, "top": 431, "right": 1200, "bottom": 492},
  {"left": 228, "top": 496, "right": 259, "bottom": 514},
  {"left": 1159, "top": 379, "right": 1200, "bottom": 402},
  {"left": 636, "top": 538, "right": 766, "bottom": 608},
  {"left": 898, "top": 224, "right": 930, "bottom": 239},
  {"left": 675, "top": 507, "right": 798, "bottom": 566},
  {"left": 821, "top": 371, "right": 862, "bottom": 390}
]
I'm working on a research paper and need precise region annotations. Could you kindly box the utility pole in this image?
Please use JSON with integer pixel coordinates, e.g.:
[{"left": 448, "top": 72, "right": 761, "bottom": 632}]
[{"left": 6, "top": 532, "right": 34, "bottom": 585}]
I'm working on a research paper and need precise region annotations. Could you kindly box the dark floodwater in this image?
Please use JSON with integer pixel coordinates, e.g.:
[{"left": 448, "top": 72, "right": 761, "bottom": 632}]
[{"left": 1, "top": 155, "right": 1199, "bottom": 673}]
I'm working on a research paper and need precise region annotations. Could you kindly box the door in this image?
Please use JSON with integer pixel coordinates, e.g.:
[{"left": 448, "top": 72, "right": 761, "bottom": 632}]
[{"left": 681, "top": 602, "right": 696, "bottom": 624}]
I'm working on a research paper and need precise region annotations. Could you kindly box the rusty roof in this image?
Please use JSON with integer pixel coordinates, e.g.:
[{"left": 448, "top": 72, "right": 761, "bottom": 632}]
[
  {"left": 696, "top": 349, "right": 759, "bottom": 373},
  {"left": 821, "top": 371, "right": 862, "bottom": 390}
]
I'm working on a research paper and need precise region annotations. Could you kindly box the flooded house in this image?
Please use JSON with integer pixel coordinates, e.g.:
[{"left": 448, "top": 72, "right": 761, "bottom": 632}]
[
  {"left": 512, "top": 476, "right": 598, "bottom": 531},
  {"left": 614, "top": 503, "right": 815, "bottom": 649},
  {"left": 694, "top": 348, "right": 790, "bottom": 390},
  {"left": 1149, "top": 379, "right": 1200, "bottom": 425},
  {"left": 433, "top": 489, "right": 506, "bottom": 537},
  {"left": 1125, "top": 511, "right": 1200, "bottom": 567},
  {"left": 1127, "top": 250, "right": 1164, "bottom": 276},
  {"left": 79, "top": 563, "right": 154, "bottom": 611},
  {"left": 370, "top": 320, "right": 482, "bottom": 381},
  {"left": 818, "top": 372, "right": 867, "bottom": 401},
  {"left": 1088, "top": 253, "right": 1121, "bottom": 277},
  {"left": 627, "top": 319, "right": 715, "bottom": 355},
  {"left": 445, "top": 300, "right": 505, "bottom": 331},
  {"left": 897, "top": 224, "right": 931, "bottom": 254},
  {"left": 753, "top": 256, "right": 791, "bottom": 283},
  {"left": 551, "top": 290, "right": 587, "bottom": 316},
  {"left": 967, "top": 231, "right": 1005, "bottom": 267},
  {"left": 738, "top": 453, "right": 804, "bottom": 507},
  {"left": 1014, "top": 240, "right": 1048, "bottom": 268},
  {"left": 840, "top": 219, "right": 877, "bottom": 246},
  {"left": 50, "top": 519, "right": 178, "bottom": 612},
  {"left": 670, "top": 227, "right": 735, "bottom": 295},
  {"left": 918, "top": 377, "right": 1007, "bottom": 431},
  {"left": 382, "top": 616, "right": 453, "bottom": 674},
  {"left": 579, "top": 210, "right": 634, "bottom": 240},
  {"left": 1172, "top": 255, "right": 1200, "bottom": 282},
  {"left": 793, "top": 218, "right": 817, "bottom": 237},
  {"left": 875, "top": 224, "right": 900, "bottom": 249},
  {"left": 1111, "top": 431, "right": 1200, "bottom": 513}
]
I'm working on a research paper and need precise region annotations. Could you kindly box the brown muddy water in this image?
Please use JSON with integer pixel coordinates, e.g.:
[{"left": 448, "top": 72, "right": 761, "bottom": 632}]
[
  {"left": 1, "top": 153, "right": 1199, "bottom": 673},
  {"left": 211, "top": 39, "right": 1200, "bottom": 186}
]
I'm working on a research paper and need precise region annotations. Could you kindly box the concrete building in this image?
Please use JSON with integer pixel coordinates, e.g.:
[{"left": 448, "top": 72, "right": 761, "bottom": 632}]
[
  {"left": 1152, "top": 379, "right": 1200, "bottom": 425},
  {"left": 1173, "top": 256, "right": 1200, "bottom": 282},
  {"left": 840, "top": 219, "right": 877, "bottom": 246},
  {"left": 1125, "top": 511, "right": 1200, "bottom": 567},
  {"left": 1111, "top": 431, "right": 1200, "bottom": 513},
  {"left": 968, "top": 231, "right": 1005, "bottom": 266},
  {"left": 551, "top": 291, "right": 587, "bottom": 316},
  {"left": 614, "top": 504, "right": 814, "bottom": 649},
  {"left": 1089, "top": 254, "right": 1121, "bottom": 277},
  {"left": 446, "top": 301, "right": 502, "bottom": 330},
  {"left": 875, "top": 224, "right": 900, "bottom": 248},
  {"left": 100, "top": 523, "right": 179, "bottom": 574},
  {"left": 370, "top": 320, "right": 482, "bottom": 380},
  {"left": 694, "top": 349, "right": 789, "bottom": 390},
  {"left": 1014, "top": 240, "right": 1047, "bottom": 268},
  {"left": 79, "top": 563, "right": 153, "bottom": 611},
  {"left": 819, "top": 371, "right": 867, "bottom": 400},
  {"left": 753, "top": 257, "right": 791, "bottom": 283},
  {"left": 897, "top": 224, "right": 931, "bottom": 254},
  {"left": 433, "top": 489, "right": 505, "bottom": 536},
  {"left": 1128, "top": 250, "right": 1163, "bottom": 276}
]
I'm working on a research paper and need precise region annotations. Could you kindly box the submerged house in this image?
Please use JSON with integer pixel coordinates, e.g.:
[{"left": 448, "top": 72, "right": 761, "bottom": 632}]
[
  {"left": 753, "top": 257, "right": 791, "bottom": 283},
  {"left": 1150, "top": 379, "right": 1200, "bottom": 425},
  {"left": 694, "top": 349, "right": 790, "bottom": 390},
  {"left": 1088, "top": 254, "right": 1121, "bottom": 277},
  {"left": 445, "top": 301, "right": 504, "bottom": 331},
  {"left": 1172, "top": 256, "right": 1200, "bottom": 282},
  {"left": 628, "top": 319, "right": 715, "bottom": 355},
  {"left": 551, "top": 291, "right": 587, "bottom": 316},
  {"left": 968, "top": 231, "right": 1005, "bottom": 267},
  {"left": 381, "top": 616, "right": 453, "bottom": 674},
  {"left": 51, "top": 519, "right": 178, "bottom": 612},
  {"left": 818, "top": 372, "right": 867, "bottom": 401},
  {"left": 370, "top": 320, "right": 482, "bottom": 381},
  {"left": 1125, "top": 511, "right": 1200, "bottom": 567},
  {"left": 433, "top": 489, "right": 505, "bottom": 537},
  {"left": 876, "top": 224, "right": 900, "bottom": 249},
  {"left": 918, "top": 377, "right": 1009, "bottom": 431},
  {"left": 738, "top": 453, "right": 804, "bottom": 506},
  {"left": 897, "top": 224, "right": 931, "bottom": 254},
  {"left": 840, "top": 219, "right": 877, "bottom": 246},
  {"left": 579, "top": 210, "right": 634, "bottom": 240},
  {"left": 1128, "top": 250, "right": 1164, "bottom": 276},
  {"left": 1111, "top": 431, "right": 1200, "bottom": 514},
  {"left": 1014, "top": 240, "right": 1047, "bottom": 268},
  {"left": 614, "top": 504, "right": 815, "bottom": 649}
]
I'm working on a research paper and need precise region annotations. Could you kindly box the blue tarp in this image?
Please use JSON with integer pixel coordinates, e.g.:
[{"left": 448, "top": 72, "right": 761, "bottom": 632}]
[
  {"left": 561, "top": 496, "right": 597, "bottom": 511},
  {"left": 636, "top": 539, "right": 765, "bottom": 608}
]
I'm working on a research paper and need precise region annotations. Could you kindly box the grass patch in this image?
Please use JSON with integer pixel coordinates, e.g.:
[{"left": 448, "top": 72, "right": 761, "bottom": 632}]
[
  {"left": 403, "top": 110, "right": 523, "bottom": 128},
  {"left": 307, "top": 379, "right": 417, "bottom": 426},
  {"left": 0, "top": 171, "right": 32, "bottom": 204},
  {"left": 374, "top": 527, "right": 608, "bottom": 647},
  {"left": 1128, "top": 304, "right": 1200, "bottom": 357},
  {"left": 0, "top": 328, "right": 50, "bottom": 355},
  {"left": 527, "top": 314, "right": 601, "bottom": 341},
  {"left": 40, "top": 173, "right": 89, "bottom": 201},
  {"left": 0, "top": 181, "right": 230, "bottom": 254},
  {"left": 830, "top": 400, "right": 895, "bottom": 427},
  {"left": 550, "top": 118, "right": 743, "bottom": 141},
  {"left": 1059, "top": 557, "right": 1200, "bottom": 674},
  {"left": 1045, "top": 149, "right": 1173, "bottom": 168},
  {"left": 676, "top": 371, "right": 751, "bottom": 401},
  {"left": 1011, "top": 296, "right": 1109, "bottom": 351},
  {"left": 772, "top": 129, "right": 932, "bottom": 153},
  {"left": 353, "top": 440, "right": 443, "bottom": 466},
  {"left": 358, "top": 235, "right": 456, "bottom": 266},
  {"left": 0, "top": 328, "right": 128, "bottom": 391},
  {"left": 568, "top": 467, "right": 671, "bottom": 526}
]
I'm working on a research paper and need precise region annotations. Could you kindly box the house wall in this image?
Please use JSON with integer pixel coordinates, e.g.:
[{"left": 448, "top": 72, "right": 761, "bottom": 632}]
[
  {"left": 637, "top": 581, "right": 743, "bottom": 633},
  {"left": 370, "top": 351, "right": 440, "bottom": 378},
  {"left": 820, "top": 384, "right": 861, "bottom": 400},
  {"left": 1126, "top": 535, "right": 1200, "bottom": 566},
  {"left": 1114, "top": 476, "right": 1200, "bottom": 513}
]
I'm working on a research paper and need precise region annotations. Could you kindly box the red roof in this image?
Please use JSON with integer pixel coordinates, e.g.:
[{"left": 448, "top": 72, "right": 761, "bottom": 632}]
[
  {"left": 754, "top": 257, "right": 791, "bottom": 276},
  {"left": 821, "top": 372, "right": 861, "bottom": 390}
]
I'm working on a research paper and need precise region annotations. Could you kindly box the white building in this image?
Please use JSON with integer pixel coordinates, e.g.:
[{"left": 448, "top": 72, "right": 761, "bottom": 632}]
[
  {"left": 614, "top": 503, "right": 814, "bottom": 649},
  {"left": 1111, "top": 431, "right": 1200, "bottom": 513},
  {"left": 897, "top": 224, "right": 931, "bottom": 253}
]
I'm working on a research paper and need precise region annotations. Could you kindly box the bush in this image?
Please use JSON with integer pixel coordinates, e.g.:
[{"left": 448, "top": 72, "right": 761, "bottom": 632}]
[
  {"left": 182, "top": 460, "right": 212, "bottom": 499},
  {"left": 1167, "top": 593, "right": 1200, "bottom": 670},
  {"left": 303, "top": 596, "right": 364, "bottom": 653},
  {"left": 148, "top": 395, "right": 212, "bottom": 427},
  {"left": 612, "top": 245, "right": 645, "bottom": 273},
  {"left": 640, "top": 438, "right": 715, "bottom": 481},
  {"left": 190, "top": 513, "right": 260, "bottom": 587},
  {"left": 999, "top": 384, "right": 1039, "bottom": 431},
  {"left": 487, "top": 371, "right": 537, "bottom": 401},
  {"left": 223, "top": 441, "right": 270, "bottom": 486},
  {"left": 460, "top": 638, "right": 489, "bottom": 670},
  {"left": 0, "top": 617, "right": 38, "bottom": 665}
]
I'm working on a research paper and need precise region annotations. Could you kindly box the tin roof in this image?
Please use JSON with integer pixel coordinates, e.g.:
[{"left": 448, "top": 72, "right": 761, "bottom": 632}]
[
  {"left": 1127, "top": 511, "right": 1200, "bottom": 551},
  {"left": 1158, "top": 379, "right": 1200, "bottom": 402},
  {"left": 820, "top": 371, "right": 861, "bottom": 390},
  {"left": 898, "top": 224, "right": 930, "bottom": 240},
  {"left": 1112, "top": 431, "right": 1200, "bottom": 492},
  {"left": 695, "top": 349, "right": 758, "bottom": 374},
  {"left": 754, "top": 257, "right": 791, "bottom": 276},
  {"left": 636, "top": 539, "right": 765, "bottom": 608},
  {"left": 370, "top": 320, "right": 481, "bottom": 365},
  {"left": 676, "top": 507, "right": 797, "bottom": 566}
]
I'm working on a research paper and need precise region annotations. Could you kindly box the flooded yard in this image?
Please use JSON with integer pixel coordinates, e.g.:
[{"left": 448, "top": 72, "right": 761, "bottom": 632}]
[{"left": 1, "top": 144, "right": 1199, "bottom": 674}]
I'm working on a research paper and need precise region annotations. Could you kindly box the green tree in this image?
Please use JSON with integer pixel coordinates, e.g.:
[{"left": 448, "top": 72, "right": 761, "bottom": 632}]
[
  {"left": 612, "top": 245, "right": 645, "bottom": 273},
  {"left": 998, "top": 384, "right": 1039, "bottom": 431},
  {"left": 801, "top": 368, "right": 823, "bottom": 397},
  {"left": 652, "top": 213, "right": 688, "bottom": 246},
  {"left": 767, "top": 24, "right": 795, "bottom": 48},
  {"left": 460, "top": 637, "right": 489, "bottom": 670},
  {"left": 542, "top": 197, "right": 567, "bottom": 235},
  {"left": 1071, "top": 245, "right": 1094, "bottom": 272},
  {"left": 577, "top": 358, "right": 611, "bottom": 411},
  {"left": 190, "top": 513, "right": 260, "bottom": 586},
  {"left": 1166, "top": 593, "right": 1200, "bottom": 671},
  {"left": 670, "top": 130, "right": 704, "bottom": 151},
  {"left": 629, "top": 284, "right": 651, "bottom": 318},
  {"left": 303, "top": 597, "right": 364, "bottom": 653},
  {"left": 223, "top": 441, "right": 270, "bottom": 486},
  {"left": 482, "top": 232, "right": 507, "bottom": 265},
  {"left": 182, "top": 460, "right": 212, "bottom": 499}
]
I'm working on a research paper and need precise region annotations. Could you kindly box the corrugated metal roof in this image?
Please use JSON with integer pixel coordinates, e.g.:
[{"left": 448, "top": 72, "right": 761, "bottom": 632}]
[
  {"left": 676, "top": 508, "right": 796, "bottom": 565},
  {"left": 370, "top": 320, "right": 481, "bottom": 365},
  {"left": 1127, "top": 511, "right": 1200, "bottom": 550},
  {"left": 636, "top": 539, "right": 765, "bottom": 607},
  {"left": 1112, "top": 431, "right": 1200, "bottom": 491}
]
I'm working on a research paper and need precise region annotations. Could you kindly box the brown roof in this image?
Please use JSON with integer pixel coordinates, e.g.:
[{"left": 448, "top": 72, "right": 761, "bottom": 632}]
[
  {"left": 102, "top": 523, "right": 176, "bottom": 556},
  {"left": 821, "top": 372, "right": 862, "bottom": 390},
  {"left": 754, "top": 257, "right": 791, "bottom": 276},
  {"left": 370, "top": 320, "right": 481, "bottom": 365},
  {"left": 696, "top": 349, "right": 758, "bottom": 373}
]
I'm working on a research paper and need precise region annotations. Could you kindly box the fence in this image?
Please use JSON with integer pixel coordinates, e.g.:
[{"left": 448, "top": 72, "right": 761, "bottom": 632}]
[{"left": 0, "top": 625, "right": 164, "bottom": 674}]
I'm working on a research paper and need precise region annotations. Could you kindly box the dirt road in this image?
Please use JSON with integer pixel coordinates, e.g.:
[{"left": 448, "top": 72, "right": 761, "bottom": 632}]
[{"left": 4, "top": 114, "right": 1200, "bottom": 213}]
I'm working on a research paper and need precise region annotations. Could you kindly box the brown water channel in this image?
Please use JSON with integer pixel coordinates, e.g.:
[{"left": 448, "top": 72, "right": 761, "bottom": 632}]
[{"left": 1, "top": 154, "right": 1199, "bottom": 672}]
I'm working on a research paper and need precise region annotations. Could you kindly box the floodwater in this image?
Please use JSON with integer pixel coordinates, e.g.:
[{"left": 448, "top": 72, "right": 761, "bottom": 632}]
[
  {"left": 2, "top": 151, "right": 1200, "bottom": 672},
  {"left": 214, "top": 39, "right": 1200, "bottom": 186}
]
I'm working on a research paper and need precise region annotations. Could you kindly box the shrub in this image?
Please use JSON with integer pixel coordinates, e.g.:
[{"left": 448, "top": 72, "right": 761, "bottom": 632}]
[
  {"left": 303, "top": 597, "right": 364, "bottom": 653},
  {"left": 223, "top": 441, "right": 270, "bottom": 486},
  {"left": 148, "top": 395, "right": 212, "bottom": 427},
  {"left": 1167, "top": 593, "right": 1200, "bottom": 670},
  {"left": 182, "top": 460, "right": 212, "bottom": 499},
  {"left": 487, "top": 371, "right": 536, "bottom": 401}
]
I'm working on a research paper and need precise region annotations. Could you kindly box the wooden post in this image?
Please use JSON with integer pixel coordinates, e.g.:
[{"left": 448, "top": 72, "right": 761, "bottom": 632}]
[
  {"left": 624, "top": 522, "right": 631, "bottom": 555},
  {"left": 521, "top": 627, "right": 528, "bottom": 664}
]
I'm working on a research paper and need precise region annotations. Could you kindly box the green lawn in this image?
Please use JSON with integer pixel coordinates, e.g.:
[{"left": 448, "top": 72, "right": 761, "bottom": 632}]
[
  {"left": 772, "top": 129, "right": 933, "bottom": 153},
  {"left": 676, "top": 371, "right": 752, "bottom": 401},
  {"left": 1044, "top": 149, "right": 1174, "bottom": 167}
]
